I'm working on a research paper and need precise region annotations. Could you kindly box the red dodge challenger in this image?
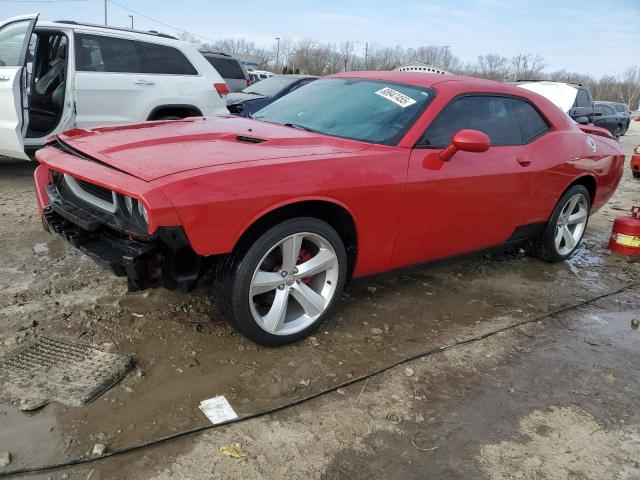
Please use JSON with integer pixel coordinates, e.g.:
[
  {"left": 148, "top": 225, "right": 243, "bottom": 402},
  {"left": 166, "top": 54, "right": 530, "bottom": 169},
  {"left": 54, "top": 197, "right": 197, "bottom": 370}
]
[{"left": 34, "top": 72, "right": 625, "bottom": 345}]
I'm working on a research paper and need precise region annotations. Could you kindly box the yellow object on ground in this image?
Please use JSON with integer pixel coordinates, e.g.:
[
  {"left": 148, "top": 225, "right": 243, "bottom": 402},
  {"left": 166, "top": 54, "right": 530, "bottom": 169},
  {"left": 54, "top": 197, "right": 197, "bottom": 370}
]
[{"left": 219, "top": 442, "right": 247, "bottom": 459}]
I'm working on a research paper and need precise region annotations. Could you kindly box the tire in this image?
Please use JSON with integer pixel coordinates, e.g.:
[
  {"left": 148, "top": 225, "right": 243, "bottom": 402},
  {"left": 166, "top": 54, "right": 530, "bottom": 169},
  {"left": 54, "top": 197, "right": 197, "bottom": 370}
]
[
  {"left": 533, "top": 185, "right": 591, "bottom": 262},
  {"left": 633, "top": 170, "right": 640, "bottom": 179},
  {"left": 221, "top": 218, "right": 347, "bottom": 346},
  {"left": 614, "top": 126, "right": 621, "bottom": 141}
]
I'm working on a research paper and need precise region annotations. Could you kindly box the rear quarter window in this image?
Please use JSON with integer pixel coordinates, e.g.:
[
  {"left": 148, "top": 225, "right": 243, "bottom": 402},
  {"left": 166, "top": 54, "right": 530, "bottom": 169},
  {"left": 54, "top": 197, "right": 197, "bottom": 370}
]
[
  {"left": 138, "top": 42, "right": 197, "bottom": 75},
  {"left": 202, "top": 55, "right": 245, "bottom": 79},
  {"left": 512, "top": 99, "right": 550, "bottom": 143}
]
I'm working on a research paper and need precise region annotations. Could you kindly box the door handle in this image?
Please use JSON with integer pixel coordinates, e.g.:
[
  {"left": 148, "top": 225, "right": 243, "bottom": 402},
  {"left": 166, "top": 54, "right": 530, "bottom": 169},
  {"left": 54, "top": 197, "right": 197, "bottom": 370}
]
[
  {"left": 0, "top": 75, "right": 11, "bottom": 81},
  {"left": 134, "top": 79, "right": 155, "bottom": 85},
  {"left": 517, "top": 156, "right": 531, "bottom": 167}
]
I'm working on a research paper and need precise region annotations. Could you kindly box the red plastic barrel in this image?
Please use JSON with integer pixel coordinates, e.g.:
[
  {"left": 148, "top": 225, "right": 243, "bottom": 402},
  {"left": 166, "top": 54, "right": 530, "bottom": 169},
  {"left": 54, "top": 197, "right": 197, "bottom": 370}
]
[{"left": 609, "top": 206, "right": 640, "bottom": 255}]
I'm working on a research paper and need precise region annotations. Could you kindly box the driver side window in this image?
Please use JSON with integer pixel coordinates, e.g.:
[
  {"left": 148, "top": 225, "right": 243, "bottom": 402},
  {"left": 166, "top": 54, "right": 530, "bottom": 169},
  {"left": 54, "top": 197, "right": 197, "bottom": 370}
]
[
  {"left": 418, "top": 95, "right": 522, "bottom": 147},
  {"left": 0, "top": 19, "right": 32, "bottom": 67}
]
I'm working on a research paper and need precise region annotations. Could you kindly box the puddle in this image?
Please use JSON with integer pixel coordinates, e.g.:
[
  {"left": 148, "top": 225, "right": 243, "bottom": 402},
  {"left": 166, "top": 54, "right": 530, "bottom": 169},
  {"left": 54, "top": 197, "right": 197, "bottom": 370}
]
[{"left": 566, "top": 244, "right": 605, "bottom": 277}]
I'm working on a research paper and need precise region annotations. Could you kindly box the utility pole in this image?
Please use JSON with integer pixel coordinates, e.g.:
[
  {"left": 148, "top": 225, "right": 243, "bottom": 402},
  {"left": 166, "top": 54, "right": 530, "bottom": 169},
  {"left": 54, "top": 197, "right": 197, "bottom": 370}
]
[
  {"left": 275, "top": 37, "right": 280, "bottom": 70},
  {"left": 443, "top": 45, "right": 451, "bottom": 68},
  {"left": 128, "top": 15, "right": 133, "bottom": 30},
  {"left": 364, "top": 42, "right": 368, "bottom": 70},
  {"left": 104, "top": 0, "right": 108, "bottom": 26}
]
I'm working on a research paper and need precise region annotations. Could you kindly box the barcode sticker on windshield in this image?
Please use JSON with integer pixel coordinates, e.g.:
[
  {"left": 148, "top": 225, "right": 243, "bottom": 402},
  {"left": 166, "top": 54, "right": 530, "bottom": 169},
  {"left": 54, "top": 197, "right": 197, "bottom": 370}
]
[{"left": 374, "top": 87, "right": 417, "bottom": 108}]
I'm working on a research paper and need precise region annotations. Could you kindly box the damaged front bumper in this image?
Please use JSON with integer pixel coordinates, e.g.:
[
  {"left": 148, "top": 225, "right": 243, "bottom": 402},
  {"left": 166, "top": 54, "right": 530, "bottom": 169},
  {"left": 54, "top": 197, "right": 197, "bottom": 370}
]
[{"left": 43, "top": 185, "right": 201, "bottom": 292}]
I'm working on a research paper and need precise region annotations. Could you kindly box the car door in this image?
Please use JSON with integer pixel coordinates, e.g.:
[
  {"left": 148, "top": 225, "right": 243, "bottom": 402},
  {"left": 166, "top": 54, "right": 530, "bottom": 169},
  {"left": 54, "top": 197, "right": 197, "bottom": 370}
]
[
  {"left": 391, "top": 94, "right": 543, "bottom": 268},
  {"left": 593, "top": 105, "right": 619, "bottom": 135},
  {"left": 0, "top": 14, "right": 38, "bottom": 159},
  {"left": 74, "top": 32, "right": 162, "bottom": 127}
]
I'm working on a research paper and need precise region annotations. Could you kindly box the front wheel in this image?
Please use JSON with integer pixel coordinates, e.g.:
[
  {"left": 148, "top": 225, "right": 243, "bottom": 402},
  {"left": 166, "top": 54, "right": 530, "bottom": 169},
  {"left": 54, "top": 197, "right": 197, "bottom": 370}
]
[
  {"left": 533, "top": 185, "right": 591, "bottom": 262},
  {"left": 223, "top": 218, "right": 347, "bottom": 346}
]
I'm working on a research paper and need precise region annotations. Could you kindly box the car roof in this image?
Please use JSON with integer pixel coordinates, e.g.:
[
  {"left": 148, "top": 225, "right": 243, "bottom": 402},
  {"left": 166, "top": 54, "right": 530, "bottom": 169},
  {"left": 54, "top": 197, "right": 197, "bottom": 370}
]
[
  {"left": 513, "top": 79, "right": 586, "bottom": 89},
  {"left": 594, "top": 100, "right": 626, "bottom": 106},
  {"left": 329, "top": 71, "right": 526, "bottom": 93},
  {"left": 199, "top": 50, "right": 234, "bottom": 58},
  {"left": 273, "top": 74, "right": 317, "bottom": 79},
  {"left": 35, "top": 20, "right": 193, "bottom": 47}
]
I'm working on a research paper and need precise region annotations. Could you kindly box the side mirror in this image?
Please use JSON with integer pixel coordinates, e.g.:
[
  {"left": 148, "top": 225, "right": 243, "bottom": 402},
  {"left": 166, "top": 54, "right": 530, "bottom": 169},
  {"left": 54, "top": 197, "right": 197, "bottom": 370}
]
[
  {"left": 575, "top": 116, "right": 590, "bottom": 125},
  {"left": 439, "top": 129, "right": 490, "bottom": 162}
]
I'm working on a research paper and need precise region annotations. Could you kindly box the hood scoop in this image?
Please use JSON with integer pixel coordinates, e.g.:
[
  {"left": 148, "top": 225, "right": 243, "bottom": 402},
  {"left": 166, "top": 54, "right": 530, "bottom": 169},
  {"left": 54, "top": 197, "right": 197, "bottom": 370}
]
[{"left": 235, "top": 135, "right": 267, "bottom": 144}]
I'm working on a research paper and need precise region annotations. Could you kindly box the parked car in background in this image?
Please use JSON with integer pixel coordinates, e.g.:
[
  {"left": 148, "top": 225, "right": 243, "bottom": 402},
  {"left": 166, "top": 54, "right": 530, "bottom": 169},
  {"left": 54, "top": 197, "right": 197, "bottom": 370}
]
[
  {"left": 200, "top": 50, "right": 251, "bottom": 92},
  {"left": 594, "top": 101, "right": 631, "bottom": 135},
  {"left": 0, "top": 14, "right": 229, "bottom": 160},
  {"left": 631, "top": 146, "right": 640, "bottom": 178},
  {"left": 34, "top": 72, "right": 624, "bottom": 345},
  {"left": 248, "top": 70, "right": 275, "bottom": 82},
  {"left": 592, "top": 102, "right": 628, "bottom": 140},
  {"left": 515, "top": 80, "right": 594, "bottom": 123},
  {"left": 226, "top": 74, "right": 317, "bottom": 117}
]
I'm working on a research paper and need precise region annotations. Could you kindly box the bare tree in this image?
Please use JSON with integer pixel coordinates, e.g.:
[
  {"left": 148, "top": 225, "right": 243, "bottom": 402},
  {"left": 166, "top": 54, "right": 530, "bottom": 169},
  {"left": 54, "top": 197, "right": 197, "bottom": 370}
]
[
  {"left": 617, "top": 66, "right": 640, "bottom": 109},
  {"left": 180, "top": 32, "right": 640, "bottom": 105},
  {"left": 477, "top": 54, "right": 509, "bottom": 81},
  {"left": 509, "top": 54, "right": 547, "bottom": 81}
]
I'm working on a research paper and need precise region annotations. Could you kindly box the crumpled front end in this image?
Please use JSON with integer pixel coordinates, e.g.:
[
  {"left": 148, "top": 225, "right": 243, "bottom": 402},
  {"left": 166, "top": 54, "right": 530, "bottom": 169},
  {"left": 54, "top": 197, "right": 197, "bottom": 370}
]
[{"left": 34, "top": 144, "right": 202, "bottom": 292}]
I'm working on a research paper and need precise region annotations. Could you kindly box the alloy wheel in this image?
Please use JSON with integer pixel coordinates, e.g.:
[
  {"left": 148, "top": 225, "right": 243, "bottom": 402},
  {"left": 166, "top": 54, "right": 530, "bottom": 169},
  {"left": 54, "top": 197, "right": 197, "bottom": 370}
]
[
  {"left": 249, "top": 232, "right": 339, "bottom": 336},
  {"left": 554, "top": 193, "right": 588, "bottom": 256}
]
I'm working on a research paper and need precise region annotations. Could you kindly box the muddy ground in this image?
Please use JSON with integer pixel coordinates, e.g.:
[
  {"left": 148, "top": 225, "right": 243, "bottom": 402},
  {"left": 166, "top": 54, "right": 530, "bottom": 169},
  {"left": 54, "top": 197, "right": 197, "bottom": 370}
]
[{"left": 0, "top": 124, "right": 639, "bottom": 479}]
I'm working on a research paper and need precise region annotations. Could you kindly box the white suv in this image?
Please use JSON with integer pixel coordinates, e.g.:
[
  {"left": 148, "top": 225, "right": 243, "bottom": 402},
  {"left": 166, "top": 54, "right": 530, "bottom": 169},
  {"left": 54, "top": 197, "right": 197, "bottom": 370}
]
[{"left": 0, "top": 14, "right": 229, "bottom": 160}]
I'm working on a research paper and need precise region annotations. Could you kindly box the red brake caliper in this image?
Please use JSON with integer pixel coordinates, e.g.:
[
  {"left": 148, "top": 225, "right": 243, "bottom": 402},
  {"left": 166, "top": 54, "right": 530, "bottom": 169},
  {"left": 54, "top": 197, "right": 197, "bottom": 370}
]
[
  {"left": 297, "top": 249, "right": 315, "bottom": 285},
  {"left": 272, "top": 249, "right": 315, "bottom": 284}
]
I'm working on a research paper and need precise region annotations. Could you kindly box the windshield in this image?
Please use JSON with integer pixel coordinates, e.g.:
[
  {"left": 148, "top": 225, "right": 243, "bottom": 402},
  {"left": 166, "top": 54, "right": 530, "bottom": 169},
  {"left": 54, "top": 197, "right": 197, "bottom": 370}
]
[
  {"left": 242, "top": 75, "right": 301, "bottom": 96},
  {"left": 253, "top": 78, "right": 435, "bottom": 145}
]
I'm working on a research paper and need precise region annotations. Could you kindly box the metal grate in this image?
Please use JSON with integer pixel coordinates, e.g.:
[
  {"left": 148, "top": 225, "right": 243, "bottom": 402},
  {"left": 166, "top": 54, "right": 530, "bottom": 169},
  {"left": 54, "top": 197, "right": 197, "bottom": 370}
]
[
  {"left": 75, "top": 178, "right": 114, "bottom": 203},
  {"left": 0, "top": 337, "right": 132, "bottom": 410}
]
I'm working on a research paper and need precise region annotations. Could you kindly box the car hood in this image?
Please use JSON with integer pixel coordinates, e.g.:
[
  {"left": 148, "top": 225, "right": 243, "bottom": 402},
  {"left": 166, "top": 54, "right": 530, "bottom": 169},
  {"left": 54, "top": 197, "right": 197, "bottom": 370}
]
[
  {"left": 226, "top": 92, "right": 266, "bottom": 105},
  {"left": 516, "top": 82, "right": 577, "bottom": 113},
  {"left": 57, "top": 116, "right": 371, "bottom": 181}
]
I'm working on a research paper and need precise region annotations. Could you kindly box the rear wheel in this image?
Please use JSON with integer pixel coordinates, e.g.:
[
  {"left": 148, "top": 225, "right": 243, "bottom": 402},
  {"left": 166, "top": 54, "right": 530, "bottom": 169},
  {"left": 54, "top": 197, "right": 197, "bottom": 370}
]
[
  {"left": 633, "top": 170, "right": 640, "bottom": 179},
  {"left": 222, "top": 218, "right": 347, "bottom": 346},
  {"left": 533, "top": 185, "right": 591, "bottom": 262},
  {"left": 613, "top": 126, "right": 621, "bottom": 141}
]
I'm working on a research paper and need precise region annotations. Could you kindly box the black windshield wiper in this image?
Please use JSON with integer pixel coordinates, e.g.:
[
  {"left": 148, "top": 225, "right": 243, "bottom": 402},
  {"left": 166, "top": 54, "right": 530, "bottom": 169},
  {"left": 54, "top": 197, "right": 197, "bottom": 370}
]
[{"left": 283, "top": 123, "right": 319, "bottom": 133}]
